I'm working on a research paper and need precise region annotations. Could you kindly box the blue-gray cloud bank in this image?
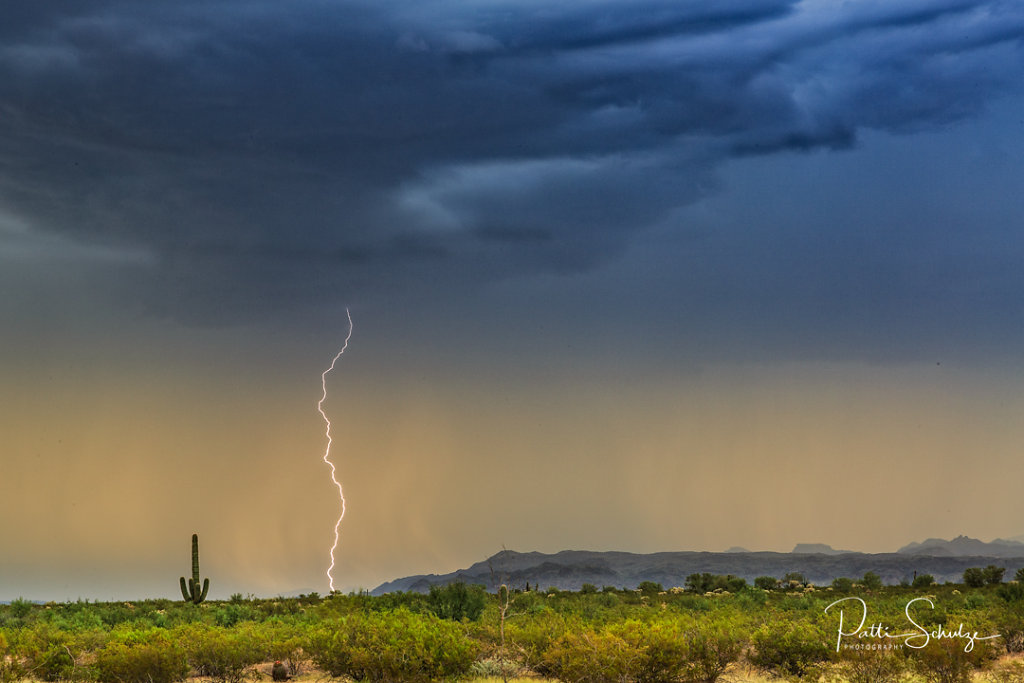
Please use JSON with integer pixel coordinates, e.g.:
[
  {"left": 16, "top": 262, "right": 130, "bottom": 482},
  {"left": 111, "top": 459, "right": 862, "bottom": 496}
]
[{"left": 3, "top": 0, "right": 1024, "bottom": 360}]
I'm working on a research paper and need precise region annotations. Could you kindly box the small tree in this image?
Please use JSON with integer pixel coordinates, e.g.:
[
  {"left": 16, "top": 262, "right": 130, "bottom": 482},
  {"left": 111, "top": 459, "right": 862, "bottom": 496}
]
[
  {"left": 913, "top": 574, "right": 935, "bottom": 588},
  {"left": 755, "top": 576, "right": 778, "bottom": 591},
  {"left": 861, "top": 571, "right": 883, "bottom": 590},
  {"left": 963, "top": 567, "right": 986, "bottom": 588},
  {"left": 750, "top": 621, "right": 832, "bottom": 680},
  {"left": 1015, "top": 567, "right": 1024, "bottom": 583},
  {"left": 910, "top": 632, "right": 998, "bottom": 683},
  {"left": 983, "top": 565, "right": 1006, "bottom": 585},
  {"left": 830, "top": 643, "right": 907, "bottom": 683},
  {"left": 783, "top": 571, "right": 807, "bottom": 587},
  {"left": 427, "top": 581, "right": 487, "bottom": 622},
  {"left": 831, "top": 577, "right": 854, "bottom": 592}
]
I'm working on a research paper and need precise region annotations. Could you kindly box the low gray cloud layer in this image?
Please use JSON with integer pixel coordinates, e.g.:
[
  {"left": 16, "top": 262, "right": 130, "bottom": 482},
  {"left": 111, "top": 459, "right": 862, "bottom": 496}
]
[{"left": 3, "top": 0, "right": 1024, "bottom": 349}]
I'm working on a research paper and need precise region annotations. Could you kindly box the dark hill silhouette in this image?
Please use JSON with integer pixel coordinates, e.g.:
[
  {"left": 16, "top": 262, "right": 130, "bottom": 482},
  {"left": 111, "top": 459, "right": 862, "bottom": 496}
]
[{"left": 371, "top": 538, "right": 1024, "bottom": 595}]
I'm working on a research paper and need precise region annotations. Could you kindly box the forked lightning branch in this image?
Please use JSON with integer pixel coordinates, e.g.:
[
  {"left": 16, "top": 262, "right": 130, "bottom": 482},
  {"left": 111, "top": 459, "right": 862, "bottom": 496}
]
[{"left": 317, "top": 307, "right": 353, "bottom": 593}]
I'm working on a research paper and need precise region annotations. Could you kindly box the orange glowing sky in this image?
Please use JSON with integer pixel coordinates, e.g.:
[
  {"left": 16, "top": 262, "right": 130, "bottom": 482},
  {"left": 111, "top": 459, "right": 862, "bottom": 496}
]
[{"left": 3, "top": 0, "right": 1024, "bottom": 600}]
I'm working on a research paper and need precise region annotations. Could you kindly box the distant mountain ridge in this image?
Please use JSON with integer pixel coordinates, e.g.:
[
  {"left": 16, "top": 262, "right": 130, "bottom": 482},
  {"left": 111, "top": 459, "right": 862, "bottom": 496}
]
[
  {"left": 372, "top": 537, "right": 1024, "bottom": 595},
  {"left": 897, "top": 535, "right": 1024, "bottom": 558},
  {"left": 791, "top": 543, "right": 855, "bottom": 555}
]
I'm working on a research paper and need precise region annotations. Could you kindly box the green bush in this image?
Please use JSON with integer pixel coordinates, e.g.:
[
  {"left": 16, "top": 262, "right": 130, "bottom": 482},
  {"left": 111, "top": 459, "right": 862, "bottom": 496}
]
[
  {"left": 427, "top": 582, "right": 487, "bottom": 622},
  {"left": 506, "top": 611, "right": 579, "bottom": 677},
  {"left": 468, "top": 657, "right": 521, "bottom": 680},
  {"left": 997, "top": 582, "right": 1024, "bottom": 603},
  {"left": 611, "top": 619, "right": 687, "bottom": 683},
  {"left": 861, "top": 572, "right": 883, "bottom": 590},
  {"left": 988, "top": 657, "right": 1024, "bottom": 683},
  {"left": 983, "top": 565, "right": 1006, "bottom": 585},
  {"left": 963, "top": 568, "right": 986, "bottom": 588},
  {"left": 95, "top": 640, "right": 188, "bottom": 683},
  {"left": 913, "top": 574, "right": 936, "bottom": 589},
  {"left": 992, "top": 606, "right": 1024, "bottom": 652},
  {"left": 543, "top": 628, "right": 635, "bottom": 683},
  {"left": 265, "top": 626, "right": 305, "bottom": 676},
  {"left": 678, "top": 616, "right": 744, "bottom": 683},
  {"left": 8, "top": 600, "right": 33, "bottom": 623},
  {"left": 177, "top": 624, "right": 266, "bottom": 683},
  {"left": 35, "top": 643, "right": 80, "bottom": 682},
  {"left": 828, "top": 645, "right": 906, "bottom": 683},
  {"left": 755, "top": 576, "right": 779, "bottom": 591},
  {"left": 0, "top": 631, "right": 25, "bottom": 683},
  {"left": 307, "top": 608, "right": 478, "bottom": 682},
  {"left": 684, "top": 574, "right": 745, "bottom": 594},
  {"left": 749, "top": 620, "right": 832, "bottom": 680},
  {"left": 831, "top": 577, "right": 854, "bottom": 592},
  {"left": 543, "top": 616, "right": 742, "bottom": 683},
  {"left": 213, "top": 603, "right": 259, "bottom": 628},
  {"left": 908, "top": 633, "right": 998, "bottom": 683}
]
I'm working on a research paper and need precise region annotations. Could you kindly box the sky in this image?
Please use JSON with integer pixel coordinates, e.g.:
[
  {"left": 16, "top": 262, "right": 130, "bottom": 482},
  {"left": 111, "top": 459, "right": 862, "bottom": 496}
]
[{"left": 3, "top": 0, "right": 1024, "bottom": 601}]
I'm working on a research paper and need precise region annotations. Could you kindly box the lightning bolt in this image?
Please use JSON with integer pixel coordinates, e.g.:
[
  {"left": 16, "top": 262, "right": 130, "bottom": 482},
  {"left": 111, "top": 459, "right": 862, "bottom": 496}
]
[{"left": 318, "top": 307, "right": 353, "bottom": 593}]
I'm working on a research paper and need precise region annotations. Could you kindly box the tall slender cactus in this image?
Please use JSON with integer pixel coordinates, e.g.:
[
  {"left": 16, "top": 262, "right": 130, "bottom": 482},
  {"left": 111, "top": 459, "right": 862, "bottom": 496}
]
[{"left": 180, "top": 533, "right": 210, "bottom": 604}]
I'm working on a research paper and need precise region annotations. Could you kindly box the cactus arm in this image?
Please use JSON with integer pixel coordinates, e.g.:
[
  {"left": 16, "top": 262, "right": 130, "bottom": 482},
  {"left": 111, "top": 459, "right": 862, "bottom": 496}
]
[
  {"left": 200, "top": 578, "right": 210, "bottom": 602},
  {"left": 180, "top": 576, "right": 190, "bottom": 601}
]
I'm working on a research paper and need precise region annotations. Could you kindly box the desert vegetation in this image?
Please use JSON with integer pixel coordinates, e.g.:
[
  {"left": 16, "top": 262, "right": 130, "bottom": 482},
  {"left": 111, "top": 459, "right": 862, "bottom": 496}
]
[{"left": 1, "top": 574, "right": 1023, "bottom": 683}]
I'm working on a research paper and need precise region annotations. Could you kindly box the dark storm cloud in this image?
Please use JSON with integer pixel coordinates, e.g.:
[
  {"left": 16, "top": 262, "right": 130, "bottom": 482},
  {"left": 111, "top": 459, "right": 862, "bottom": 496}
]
[{"left": 2, "top": 0, "right": 1024, "bottom": 324}]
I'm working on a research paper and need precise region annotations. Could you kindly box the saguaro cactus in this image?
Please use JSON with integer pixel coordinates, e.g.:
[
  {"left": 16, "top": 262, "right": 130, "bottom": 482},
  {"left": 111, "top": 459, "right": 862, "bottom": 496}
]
[{"left": 180, "top": 533, "right": 210, "bottom": 604}]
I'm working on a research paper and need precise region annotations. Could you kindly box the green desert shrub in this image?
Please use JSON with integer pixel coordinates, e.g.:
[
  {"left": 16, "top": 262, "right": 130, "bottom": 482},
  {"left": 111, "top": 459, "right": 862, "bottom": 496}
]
[
  {"left": 827, "top": 645, "right": 907, "bottom": 683},
  {"left": 612, "top": 619, "right": 687, "bottom": 683},
  {"left": 983, "top": 566, "right": 1006, "bottom": 585},
  {"left": 963, "top": 568, "right": 986, "bottom": 588},
  {"left": 997, "top": 581, "right": 1024, "bottom": 604},
  {"left": 0, "top": 631, "right": 26, "bottom": 683},
  {"left": 615, "top": 615, "right": 743, "bottom": 683},
  {"left": 861, "top": 572, "right": 883, "bottom": 590},
  {"left": 307, "top": 608, "right": 478, "bottom": 682},
  {"left": 212, "top": 603, "right": 259, "bottom": 628},
  {"left": 542, "top": 628, "right": 635, "bottom": 683},
  {"left": 830, "top": 577, "right": 854, "bottom": 592},
  {"left": 992, "top": 606, "right": 1024, "bottom": 652},
  {"left": 176, "top": 624, "right": 267, "bottom": 683},
  {"left": 749, "top": 620, "right": 832, "bottom": 680},
  {"left": 265, "top": 626, "right": 305, "bottom": 677},
  {"left": 988, "top": 657, "right": 1024, "bottom": 683},
  {"left": 34, "top": 643, "right": 81, "bottom": 682},
  {"left": 681, "top": 616, "right": 745, "bottom": 683},
  {"left": 468, "top": 657, "right": 522, "bottom": 680},
  {"left": 543, "top": 616, "right": 743, "bottom": 683},
  {"left": 913, "top": 574, "right": 936, "bottom": 589},
  {"left": 907, "top": 633, "right": 999, "bottom": 683},
  {"left": 427, "top": 582, "right": 487, "bottom": 622},
  {"left": 506, "top": 612, "right": 580, "bottom": 677},
  {"left": 684, "top": 574, "right": 745, "bottom": 594},
  {"left": 6, "top": 600, "right": 34, "bottom": 626},
  {"left": 94, "top": 639, "right": 189, "bottom": 683}
]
